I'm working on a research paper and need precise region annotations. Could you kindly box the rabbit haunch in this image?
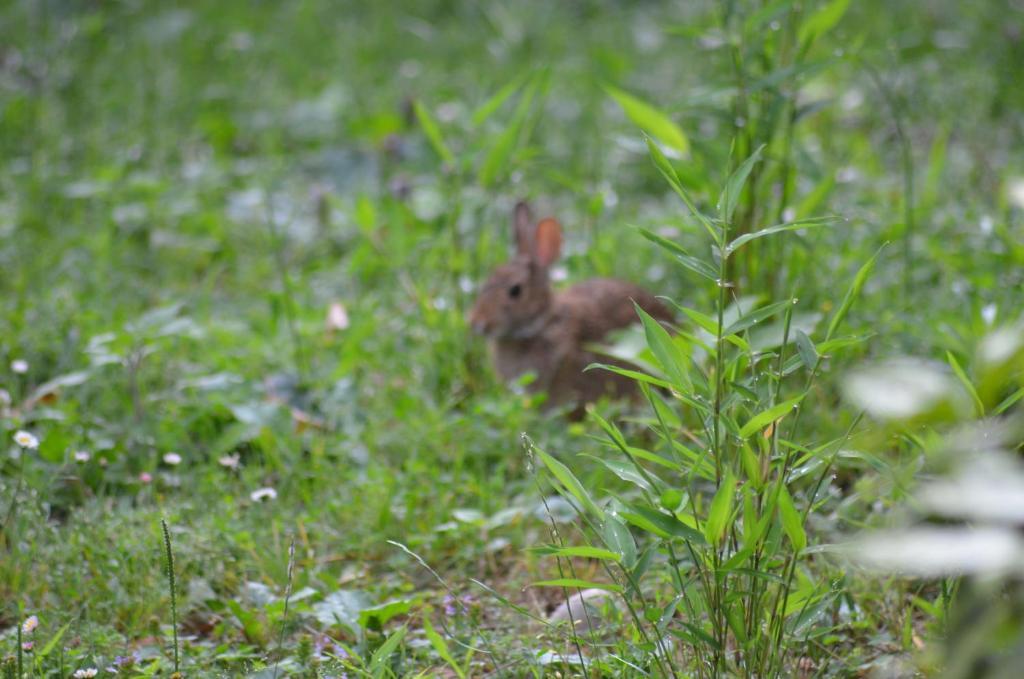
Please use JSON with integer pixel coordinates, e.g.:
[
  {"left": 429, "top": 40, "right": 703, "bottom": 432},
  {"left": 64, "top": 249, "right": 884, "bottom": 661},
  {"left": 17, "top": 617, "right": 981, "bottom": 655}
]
[{"left": 469, "top": 202, "right": 673, "bottom": 408}]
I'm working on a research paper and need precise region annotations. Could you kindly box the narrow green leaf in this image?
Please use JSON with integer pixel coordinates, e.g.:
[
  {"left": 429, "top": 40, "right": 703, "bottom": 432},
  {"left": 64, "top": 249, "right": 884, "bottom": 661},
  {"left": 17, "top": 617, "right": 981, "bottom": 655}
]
[
  {"left": 826, "top": 246, "right": 884, "bottom": 342},
  {"left": 719, "top": 547, "right": 754, "bottom": 572},
  {"left": 725, "top": 216, "right": 835, "bottom": 256},
  {"left": 636, "top": 303, "right": 691, "bottom": 391},
  {"left": 535, "top": 447, "right": 603, "bottom": 518},
  {"left": 738, "top": 395, "right": 804, "bottom": 438},
  {"left": 36, "top": 621, "right": 72, "bottom": 658},
  {"left": 606, "top": 85, "right": 689, "bottom": 154},
  {"left": 527, "top": 545, "right": 623, "bottom": 561},
  {"left": 471, "top": 72, "right": 528, "bottom": 127},
  {"left": 369, "top": 626, "right": 407, "bottom": 676},
  {"left": 723, "top": 299, "right": 794, "bottom": 337},
  {"left": 704, "top": 474, "right": 736, "bottom": 547},
  {"left": 678, "top": 306, "right": 720, "bottom": 335},
  {"left": 645, "top": 137, "right": 721, "bottom": 245},
  {"left": 639, "top": 228, "right": 719, "bottom": 281},
  {"left": 798, "top": 0, "right": 851, "bottom": 44},
  {"left": 718, "top": 144, "right": 765, "bottom": 223},
  {"left": 479, "top": 76, "right": 540, "bottom": 187},
  {"left": 585, "top": 363, "right": 675, "bottom": 391},
  {"left": 776, "top": 484, "right": 807, "bottom": 551},
  {"left": 946, "top": 351, "right": 984, "bottom": 417},
  {"left": 531, "top": 579, "right": 623, "bottom": 593},
  {"left": 412, "top": 100, "right": 455, "bottom": 166},
  {"left": 423, "top": 617, "right": 465, "bottom": 679}
]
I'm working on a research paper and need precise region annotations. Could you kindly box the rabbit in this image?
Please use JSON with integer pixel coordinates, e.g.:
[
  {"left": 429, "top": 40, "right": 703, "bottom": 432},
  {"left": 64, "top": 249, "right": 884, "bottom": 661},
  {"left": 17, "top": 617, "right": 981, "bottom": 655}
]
[{"left": 469, "top": 201, "right": 674, "bottom": 411}]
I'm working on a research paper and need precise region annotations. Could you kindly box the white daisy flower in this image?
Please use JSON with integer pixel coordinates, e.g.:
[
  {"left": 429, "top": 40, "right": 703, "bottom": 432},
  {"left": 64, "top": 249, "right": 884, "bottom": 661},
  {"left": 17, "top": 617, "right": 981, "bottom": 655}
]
[
  {"left": 250, "top": 487, "right": 277, "bottom": 502},
  {"left": 11, "top": 359, "right": 28, "bottom": 374},
  {"left": 22, "top": 615, "right": 39, "bottom": 634},
  {"left": 72, "top": 669, "right": 98, "bottom": 678},
  {"left": 163, "top": 452, "right": 182, "bottom": 466},
  {"left": 73, "top": 450, "right": 91, "bottom": 463},
  {"left": 14, "top": 431, "right": 39, "bottom": 449}
]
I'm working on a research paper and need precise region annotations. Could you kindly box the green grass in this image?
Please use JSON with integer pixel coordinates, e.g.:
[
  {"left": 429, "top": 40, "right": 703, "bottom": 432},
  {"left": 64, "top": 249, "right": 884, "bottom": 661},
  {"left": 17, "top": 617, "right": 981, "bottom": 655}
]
[{"left": 1, "top": 0, "right": 1023, "bottom": 676}]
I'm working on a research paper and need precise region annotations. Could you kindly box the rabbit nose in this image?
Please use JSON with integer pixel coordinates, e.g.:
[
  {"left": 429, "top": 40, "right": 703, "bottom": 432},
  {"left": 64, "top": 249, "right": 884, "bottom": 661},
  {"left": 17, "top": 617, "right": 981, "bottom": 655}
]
[{"left": 468, "top": 311, "right": 488, "bottom": 335}]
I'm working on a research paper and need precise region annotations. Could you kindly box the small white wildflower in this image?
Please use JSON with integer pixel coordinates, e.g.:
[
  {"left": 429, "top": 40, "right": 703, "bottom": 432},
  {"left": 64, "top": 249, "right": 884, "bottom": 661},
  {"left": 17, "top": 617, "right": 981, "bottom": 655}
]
[
  {"left": 11, "top": 359, "right": 28, "bottom": 374},
  {"left": 218, "top": 453, "right": 240, "bottom": 469},
  {"left": 325, "top": 301, "right": 350, "bottom": 331},
  {"left": 73, "top": 450, "right": 91, "bottom": 463},
  {"left": 14, "top": 430, "right": 39, "bottom": 449},
  {"left": 163, "top": 452, "right": 182, "bottom": 466},
  {"left": 22, "top": 615, "right": 39, "bottom": 634},
  {"left": 981, "top": 303, "right": 997, "bottom": 326},
  {"left": 72, "top": 669, "right": 98, "bottom": 679},
  {"left": 250, "top": 487, "right": 277, "bottom": 502}
]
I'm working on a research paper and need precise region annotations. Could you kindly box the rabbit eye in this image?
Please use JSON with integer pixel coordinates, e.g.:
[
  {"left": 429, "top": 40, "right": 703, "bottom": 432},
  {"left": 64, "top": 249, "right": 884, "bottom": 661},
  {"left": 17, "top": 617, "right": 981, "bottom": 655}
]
[{"left": 508, "top": 284, "right": 522, "bottom": 299}]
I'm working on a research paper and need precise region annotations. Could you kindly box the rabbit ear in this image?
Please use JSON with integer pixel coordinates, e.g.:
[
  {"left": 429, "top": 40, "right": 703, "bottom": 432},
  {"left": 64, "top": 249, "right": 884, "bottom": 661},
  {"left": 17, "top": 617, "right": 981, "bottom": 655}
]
[
  {"left": 533, "top": 218, "right": 563, "bottom": 268},
  {"left": 513, "top": 201, "right": 535, "bottom": 255}
]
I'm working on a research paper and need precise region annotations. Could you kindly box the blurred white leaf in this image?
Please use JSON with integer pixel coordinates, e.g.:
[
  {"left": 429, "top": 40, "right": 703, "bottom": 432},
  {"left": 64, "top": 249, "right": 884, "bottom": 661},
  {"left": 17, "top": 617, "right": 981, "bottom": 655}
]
[
  {"left": 918, "top": 453, "right": 1024, "bottom": 524},
  {"left": 843, "top": 359, "right": 966, "bottom": 421},
  {"left": 848, "top": 527, "right": 1024, "bottom": 577}
]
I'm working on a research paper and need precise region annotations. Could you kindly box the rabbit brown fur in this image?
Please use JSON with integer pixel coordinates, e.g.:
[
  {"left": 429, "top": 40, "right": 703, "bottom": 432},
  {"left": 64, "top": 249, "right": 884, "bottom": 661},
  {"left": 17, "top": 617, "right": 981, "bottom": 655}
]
[{"left": 469, "top": 202, "right": 673, "bottom": 410}]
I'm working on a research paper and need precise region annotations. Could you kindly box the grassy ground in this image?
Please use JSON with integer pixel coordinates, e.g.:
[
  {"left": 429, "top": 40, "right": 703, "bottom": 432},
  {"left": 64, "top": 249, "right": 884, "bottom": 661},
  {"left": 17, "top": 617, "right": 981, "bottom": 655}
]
[{"left": 2, "top": 0, "right": 1023, "bottom": 676}]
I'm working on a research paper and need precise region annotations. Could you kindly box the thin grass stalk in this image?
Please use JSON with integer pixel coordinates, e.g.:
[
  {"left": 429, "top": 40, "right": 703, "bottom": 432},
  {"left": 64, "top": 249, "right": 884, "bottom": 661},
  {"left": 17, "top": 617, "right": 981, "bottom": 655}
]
[
  {"left": 161, "top": 518, "right": 180, "bottom": 673},
  {"left": 863, "top": 62, "right": 915, "bottom": 305},
  {"left": 272, "top": 535, "right": 296, "bottom": 679}
]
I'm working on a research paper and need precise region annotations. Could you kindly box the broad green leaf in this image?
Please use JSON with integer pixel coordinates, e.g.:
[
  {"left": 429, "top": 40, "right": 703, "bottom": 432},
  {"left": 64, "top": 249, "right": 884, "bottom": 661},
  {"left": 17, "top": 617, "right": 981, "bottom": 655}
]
[
  {"left": 471, "top": 72, "right": 528, "bottom": 127},
  {"left": 723, "top": 299, "right": 795, "bottom": 337},
  {"left": 531, "top": 579, "right": 623, "bottom": 593},
  {"left": 601, "top": 514, "right": 638, "bottom": 567},
  {"left": 369, "top": 626, "right": 407, "bottom": 676},
  {"left": 535, "top": 447, "right": 603, "bottom": 518},
  {"left": 606, "top": 85, "right": 689, "bottom": 154},
  {"left": 527, "top": 545, "right": 623, "bottom": 561},
  {"left": 423, "top": 617, "right": 465, "bottom": 679},
  {"left": 645, "top": 137, "right": 721, "bottom": 245},
  {"left": 826, "top": 246, "right": 883, "bottom": 342},
  {"left": 621, "top": 504, "right": 706, "bottom": 544},
  {"left": 739, "top": 395, "right": 804, "bottom": 438},
  {"left": 776, "top": 483, "right": 807, "bottom": 551},
  {"left": 725, "top": 216, "right": 835, "bottom": 256},
  {"left": 636, "top": 303, "right": 691, "bottom": 391},
  {"left": 718, "top": 144, "right": 765, "bottom": 223},
  {"left": 798, "top": 0, "right": 851, "bottom": 44},
  {"left": 412, "top": 100, "right": 454, "bottom": 166},
  {"left": 359, "top": 598, "right": 413, "bottom": 631},
  {"left": 946, "top": 351, "right": 983, "bottom": 417},
  {"left": 704, "top": 473, "right": 736, "bottom": 547},
  {"left": 794, "top": 329, "right": 819, "bottom": 370},
  {"left": 585, "top": 455, "right": 655, "bottom": 492},
  {"left": 726, "top": 603, "right": 748, "bottom": 644}
]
